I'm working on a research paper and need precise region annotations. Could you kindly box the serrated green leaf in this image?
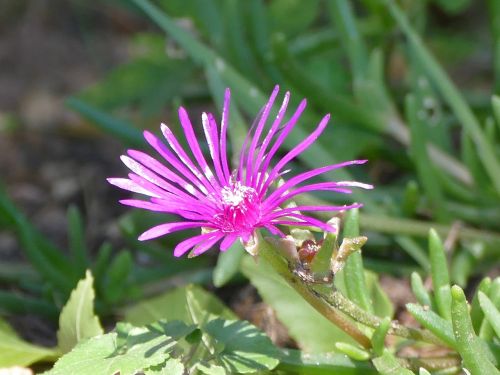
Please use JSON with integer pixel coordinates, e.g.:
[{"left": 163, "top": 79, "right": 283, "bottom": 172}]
[
  {"left": 47, "top": 332, "right": 165, "bottom": 375},
  {"left": 241, "top": 256, "right": 356, "bottom": 352},
  {"left": 196, "top": 362, "right": 226, "bottom": 375},
  {"left": 213, "top": 242, "right": 245, "bottom": 287},
  {"left": 124, "top": 284, "right": 235, "bottom": 326},
  {"left": 49, "top": 319, "right": 195, "bottom": 375},
  {"left": 57, "top": 270, "right": 103, "bottom": 354},
  {"left": 145, "top": 357, "right": 184, "bottom": 375},
  {"left": 203, "top": 318, "right": 280, "bottom": 373},
  {"left": 451, "top": 285, "right": 500, "bottom": 375},
  {"left": 0, "top": 317, "right": 58, "bottom": 367}
]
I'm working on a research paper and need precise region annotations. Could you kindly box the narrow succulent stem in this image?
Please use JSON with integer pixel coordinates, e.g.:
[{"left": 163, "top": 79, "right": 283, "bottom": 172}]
[
  {"left": 322, "top": 291, "right": 448, "bottom": 347},
  {"left": 258, "top": 235, "right": 372, "bottom": 349},
  {"left": 258, "top": 234, "right": 448, "bottom": 349}
]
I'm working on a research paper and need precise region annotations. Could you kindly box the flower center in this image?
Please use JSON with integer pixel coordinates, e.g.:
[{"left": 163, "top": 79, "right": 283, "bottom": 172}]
[{"left": 214, "top": 181, "right": 261, "bottom": 234}]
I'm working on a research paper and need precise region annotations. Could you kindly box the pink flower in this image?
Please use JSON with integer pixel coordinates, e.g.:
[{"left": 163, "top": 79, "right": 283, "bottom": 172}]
[{"left": 108, "top": 86, "right": 372, "bottom": 257}]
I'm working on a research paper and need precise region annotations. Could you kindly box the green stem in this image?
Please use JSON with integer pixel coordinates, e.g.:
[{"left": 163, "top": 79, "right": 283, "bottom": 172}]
[
  {"left": 258, "top": 235, "right": 447, "bottom": 348},
  {"left": 258, "top": 236, "right": 372, "bottom": 349}
]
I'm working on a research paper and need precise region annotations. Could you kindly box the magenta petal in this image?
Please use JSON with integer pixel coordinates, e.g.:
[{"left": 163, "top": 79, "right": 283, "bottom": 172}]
[
  {"left": 220, "top": 234, "right": 238, "bottom": 251},
  {"left": 193, "top": 234, "right": 223, "bottom": 255},
  {"left": 260, "top": 113, "right": 330, "bottom": 194},
  {"left": 107, "top": 178, "right": 161, "bottom": 198},
  {"left": 245, "top": 85, "right": 279, "bottom": 185},
  {"left": 139, "top": 221, "right": 208, "bottom": 241},
  {"left": 174, "top": 232, "right": 220, "bottom": 257},
  {"left": 220, "top": 88, "right": 231, "bottom": 181}
]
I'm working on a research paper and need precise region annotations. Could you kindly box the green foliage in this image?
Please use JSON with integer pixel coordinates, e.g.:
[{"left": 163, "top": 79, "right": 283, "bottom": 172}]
[
  {"left": 57, "top": 270, "right": 103, "bottom": 354},
  {"left": 0, "top": 318, "right": 58, "bottom": 367},
  {"left": 241, "top": 255, "right": 356, "bottom": 352},
  {"left": 47, "top": 317, "right": 280, "bottom": 374},
  {"left": 124, "top": 284, "right": 235, "bottom": 326}
]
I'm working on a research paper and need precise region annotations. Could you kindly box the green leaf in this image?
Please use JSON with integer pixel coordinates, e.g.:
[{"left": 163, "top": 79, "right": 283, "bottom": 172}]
[
  {"left": 67, "top": 205, "right": 88, "bottom": 278},
  {"left": 339, "top": 209, "right": 373, "bottom": 313},
  {"left": 451, "top": 285, "right": 500, "bottom": 375},
  {"left": 0, "top": 317, "right": 58, "bottom": 367},
  {"left": 103, "top": 250, "right": 133, "bottom": 304},
  {"left": 268, "top": 0, "right": 320, "bottom": 37},
  {"left": 492, "top": 96, "right": 500, "bottom": 131},
  {"left": 372, "top": 351, "right": 414, "bottom": 375},
  {"left": 366, "top": 271, "right": 394, "bottom": 319},
  {"left": 471, "top": 277, "right": 492, "bottom": 333},
  {"left": 47, "top": 320, "right": 194, "bottom": 375},
  {"left": 278, "top": 349, "right": 378, "bottom": 374},
  {"left": 327, "top": 0, "right": 367, "bottom": 82},
  {"left": 65, "top": 97, "right": 143, "bottom": 147},
  {"left": 410, "top": 272, "right": 433, "bottom": 309},
  {"left": 195, "top": 362, "right": 226, "bottom": 375},
  {"left": 429, "top": 229, "right": 451, "bottom": 320},
  {"left": 479, "top": 291, "right": 500, "bottom": 339},
  {"left": 311, "top": 227, "right": 338, "bottom": 275},
  {"left": 57, "top": 270, "right": 103, "bottom": 354},
  {"left": 406, "top": 303, "right": 456, "bottom": 349},
  {"left": 371, "top": 317, "right": 391, "bottom": 357},
  {"left": 335, "top": 342, "right": 370, "bottom": 361},
  {"left": 241, "top": 256, "right": 356, "bottom": 352},
  {"left": 124, "top": 284, "right": 235, "bottom": 326},
  {"left": 213, "top": 242, "right": 245, "bottom": 287},
  {"left": 203, "top": 318, "right": 280, "bottom": 373},
  {"left": 145, "top": 357, "right": 184, "bottom": 375}
]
